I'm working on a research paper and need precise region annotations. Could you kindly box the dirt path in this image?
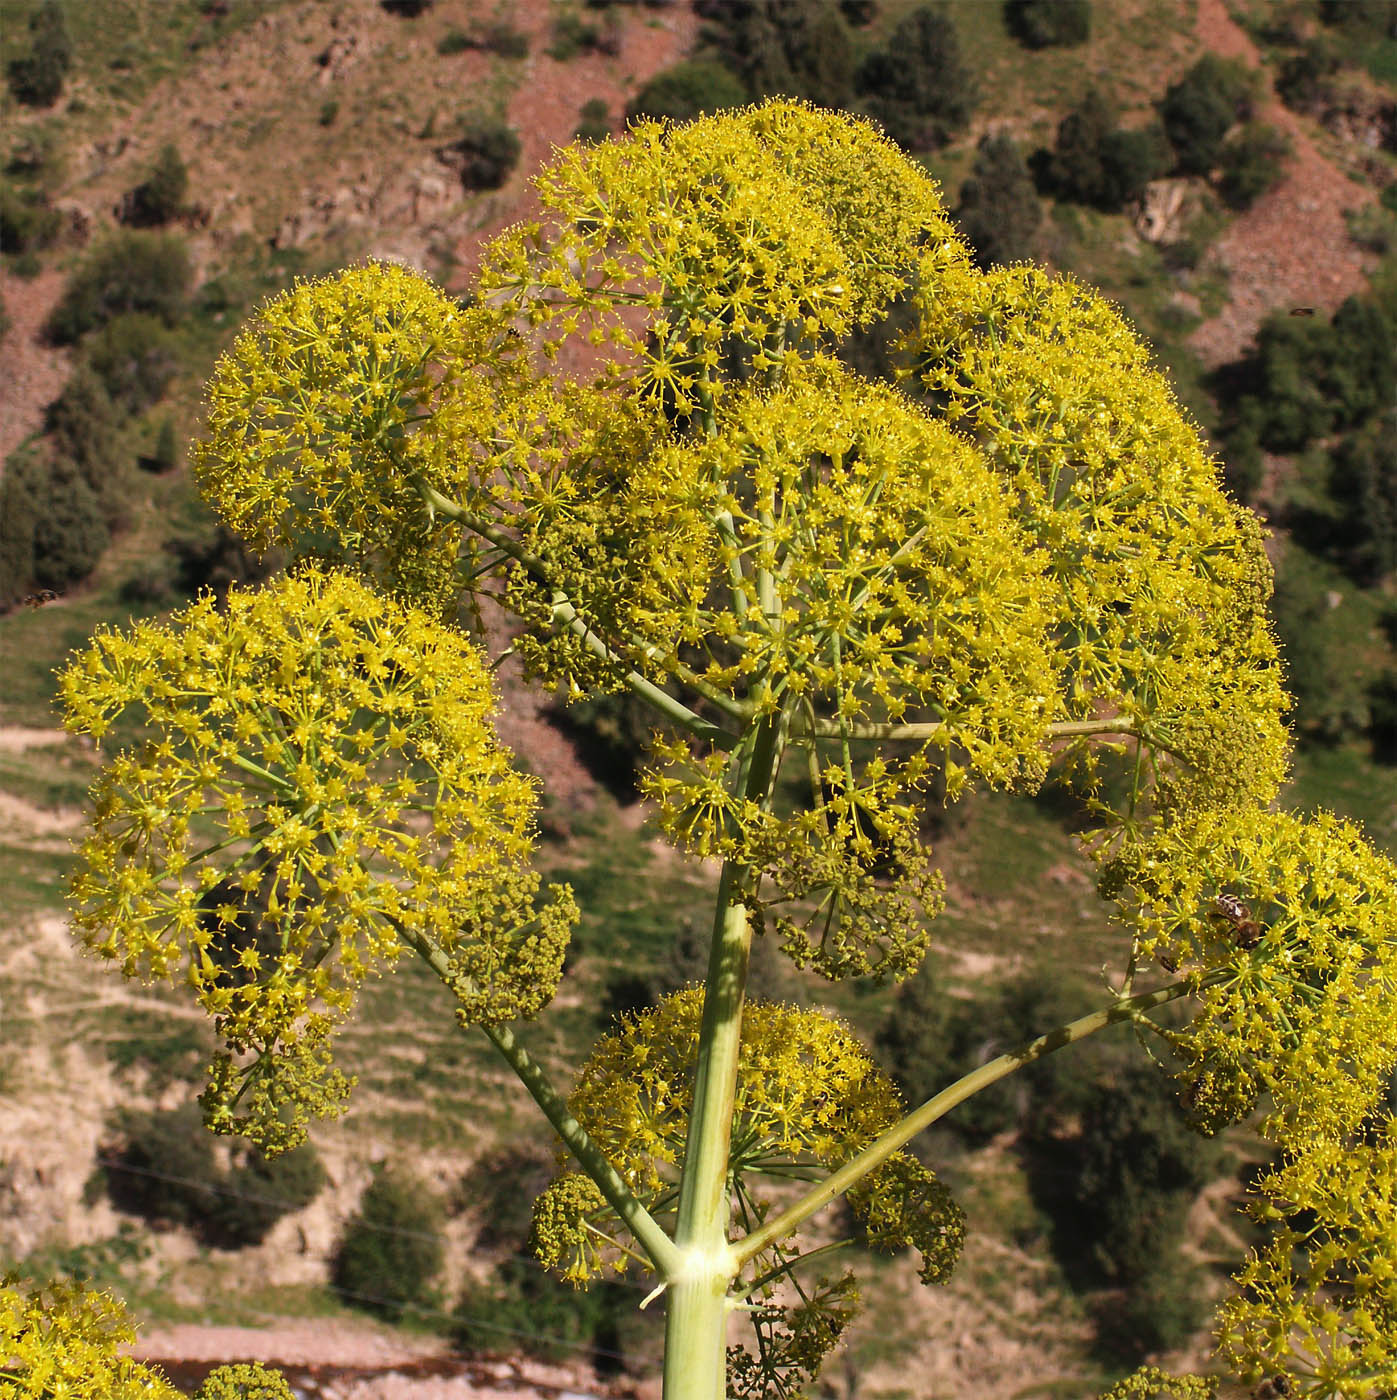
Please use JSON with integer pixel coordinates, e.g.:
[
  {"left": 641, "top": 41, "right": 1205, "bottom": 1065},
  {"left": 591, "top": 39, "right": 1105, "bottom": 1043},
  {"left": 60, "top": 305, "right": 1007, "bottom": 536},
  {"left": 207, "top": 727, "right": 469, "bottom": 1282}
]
[{"left": 1187, "top": 0, "right": 1378, "bottom": 367}]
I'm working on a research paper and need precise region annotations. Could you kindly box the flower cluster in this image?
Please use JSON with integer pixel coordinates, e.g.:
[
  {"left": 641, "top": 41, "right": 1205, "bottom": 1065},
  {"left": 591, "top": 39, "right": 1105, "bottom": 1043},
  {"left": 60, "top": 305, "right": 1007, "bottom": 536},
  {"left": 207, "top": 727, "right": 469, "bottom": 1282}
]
[
  {"left": 480, "top": 100, "right": 968, "bottom": 414},
  {"left": 0, "top": 1274, "right": 180, "bottom": 1400},
  {"left": 192, "top": 260, "right": 527, "bottom": 616},
  {"left": 1217, "top": 1123, "right": 1397, "bottom": 1397},
  {"left": 903, "top": 262, "right": 1290, "bottom": 825},
  {"left": 530, "top": 989, "right": 963, "bottom": 1344},
  {"left": 59, "top": 566, "right": 572, "bottom": 1149},
  {"left": 1103, "top": 806, "right": 1397, "bottom": 1145},
  {"left": 1098, "top": 1368, "right": 1217, "bottom": 1400}
]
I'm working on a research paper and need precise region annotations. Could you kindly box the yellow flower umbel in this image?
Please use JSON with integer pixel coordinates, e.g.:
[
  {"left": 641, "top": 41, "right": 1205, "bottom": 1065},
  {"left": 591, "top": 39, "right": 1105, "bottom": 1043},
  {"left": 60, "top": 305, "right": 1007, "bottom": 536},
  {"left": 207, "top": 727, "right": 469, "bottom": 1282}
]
[
  {"left": 529, "top": 989, "right": 963, "bottom": 1393},
  {"left": 0, "top": 1274, "right": 180, "bottom": 1400},
  {"left": 192, "top": 260, "right": 528, "bottom": 615},
  {"left": 59, "top": 566, "right": 573, "bottom": 1150}
]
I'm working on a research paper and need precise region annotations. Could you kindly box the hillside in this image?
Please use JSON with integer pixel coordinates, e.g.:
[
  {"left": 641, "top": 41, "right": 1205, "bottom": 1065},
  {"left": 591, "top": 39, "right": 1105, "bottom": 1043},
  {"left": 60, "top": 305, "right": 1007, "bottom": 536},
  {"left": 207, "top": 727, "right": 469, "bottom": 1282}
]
[{"left": 1, "top": 2, "right": 1396, "bottom": 1398}]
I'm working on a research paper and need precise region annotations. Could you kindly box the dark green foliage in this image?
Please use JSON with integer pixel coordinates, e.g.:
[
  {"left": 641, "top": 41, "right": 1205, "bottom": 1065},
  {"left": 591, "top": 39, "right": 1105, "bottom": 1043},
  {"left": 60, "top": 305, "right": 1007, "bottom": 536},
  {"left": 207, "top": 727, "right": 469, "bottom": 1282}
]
[
  {"left": 0, "top": 181, "right": 62, "bottom": 255},
  {"left": 43, "top": 365, "right": 125, "bottom": 504},
  {"left": 854, "top": 4, "right": 974, "bottom": 151},
  {"left": 1045, "top": 89, "right": 1169, "bottom": 211},
  {"left": 317, "top": 98, "right": 339, "bottom": 127},
  {"left": 458, "top": 1144, "right": 556, "bottom": 1250},
  {"left": 1319, "top": 0, "right": 1397, "bottom": 34},
  {"left": 1270, "top": 549, "right": 1372, "bottom": 744},
  {"left": 1159, "top": 54, "right": 1254, "bottom": 176},
  {"left": 1276, "top": 36, "right": 1344, "bottom": 112},
  {"left": 0, "top": 291, "right": 8, "bottom": 342},
  {"left": 1217, "top": 121, "right": 1292, "bottom": 210},
  {"left": 455, "top": 1258, "right": 649, "bottom": 1372},
  {"left": 549, "top": 14, "right": 616, "bottom": 60},
  {"left": 956, "top": 132, "right": 1041, "bottom": 269},
  {"left": 150, "top": 415, "right": 178, "bottom": 473},
  {"left": 46, "top": 231, "right": 192, "bottom": 344},
  {"left": 1071, "top": 1062, "right": 1223, "bottom": 1283},
  {"left": 103, "top": 1103, "right": 221, "bottom": 1231},
  {"left": 875, "top": 961, "right": 1096, "bottom": 1145},
  {"left": 1097, "top": 1254, "right": 1212, "bottom": 1360},
  {"left": 459, "top": 19, "right": 530, "bottom": 58},
  {"left": 168, "top": 513, "right": 276, "bottom": 600},
  {"left": 208, "top": 1142, "right": 327, "bottom": 1248},
  {"left": 6, "top": 1, "right": 73, "bottom": 108},
  {"left": 696, "top": 0, "right": 855, "bottom": 108},
  {"left": 1370, "top": 670, "right": 1397, "bottom": 761},
  {"left": 1004, "top": 0, "right": 1089, "bottom": 48},
  {"left": 380, "top": 0, "right": 432, "bottom": 13},
  {"left": 333, "top": 1166, "right": 445, "bottom": 1319},
  {"left": 121, "top": 143, "right": 188, "bottom": 227},
  {"left": 30, "top": 458, "right": 110, "bottom": 590},
  {"left": 626, "top": 59, "right": 748, "bottom": 124},
  {"left": 575, "top": 98, "right": 612, "bottom": 144},
  {"left": 79, "top": 313, "right": 179, "bottom": 413},
  {"left": 0, "top": 448, "right": 45, "bottom": 602},
  {"left": 839, "top": 0, "right": 876, "bottom": 22},
  {"left": 1329, "top": 413, "right": 1397, "bottom": 582},
  {"left": 548, "top": 689, "right": 655, "bottom": 797},
  {"left": 1326, "top": 296, "right": 1396, "bottom": 428},
  {"left": 452, "top": 118, "right": 522, "bottom": 190}
]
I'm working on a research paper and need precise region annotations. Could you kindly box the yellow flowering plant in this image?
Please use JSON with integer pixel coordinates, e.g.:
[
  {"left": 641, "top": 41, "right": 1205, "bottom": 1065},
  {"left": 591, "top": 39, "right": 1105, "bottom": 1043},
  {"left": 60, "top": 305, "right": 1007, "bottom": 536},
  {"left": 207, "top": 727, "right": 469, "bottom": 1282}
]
[{"left": 47, "top": 100, "right": 1397, "bottom": 1397}]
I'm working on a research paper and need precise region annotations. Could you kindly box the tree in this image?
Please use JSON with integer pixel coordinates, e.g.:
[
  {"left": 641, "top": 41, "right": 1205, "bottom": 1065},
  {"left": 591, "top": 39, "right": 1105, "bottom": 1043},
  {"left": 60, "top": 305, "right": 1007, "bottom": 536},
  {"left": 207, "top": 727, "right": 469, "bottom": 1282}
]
[
  {"left": 6, "top": 0, "right": 73, "bottom": 108},
  {"left": 45, "top": 231, "right": 191, "bottom": 343},
  {"left": 1004, "top": 0, "right": 1090, "bottom": 48},
  {"left": 1046, "top": 87, "right": 1169, "bottom": 210},
  {"left": 955, "top": 131, "right": 1041, "bottom": 268},
  {"left": 43, "top": 101, "right": 1397, "bottom": 1399},
  {"left": 854, "top": 4, "right": 974, "bottom": 149},
  {"left": 120, "top": 142, "right": 188, "bottom": 227},
  {"left": 626, "top": 60, "right": 747, "bottom": 123},
  {"left": 451, "top": 117, "right": 522, "bottom": 191},
  {"left": 1159, "top": 54, "right": 1253, "bottom": 177}
]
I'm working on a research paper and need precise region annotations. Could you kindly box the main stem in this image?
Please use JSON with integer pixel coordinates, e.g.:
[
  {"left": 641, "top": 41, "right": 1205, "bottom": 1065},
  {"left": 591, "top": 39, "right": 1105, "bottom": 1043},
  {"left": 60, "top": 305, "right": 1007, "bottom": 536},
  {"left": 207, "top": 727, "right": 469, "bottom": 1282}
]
[{"left": 663, "top": 716, "right": 783, "bottom": 1400}]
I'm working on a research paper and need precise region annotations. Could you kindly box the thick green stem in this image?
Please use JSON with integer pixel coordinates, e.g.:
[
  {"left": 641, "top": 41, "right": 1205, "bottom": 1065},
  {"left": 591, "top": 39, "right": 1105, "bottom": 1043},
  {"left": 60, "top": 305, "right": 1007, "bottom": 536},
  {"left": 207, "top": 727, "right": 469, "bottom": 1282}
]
[
  {"left": 732, "top": 977, "right": 1205, "bottom": 1268},
  {"left": 664, "top": 712, "right": 783, "bottom": 1399}
]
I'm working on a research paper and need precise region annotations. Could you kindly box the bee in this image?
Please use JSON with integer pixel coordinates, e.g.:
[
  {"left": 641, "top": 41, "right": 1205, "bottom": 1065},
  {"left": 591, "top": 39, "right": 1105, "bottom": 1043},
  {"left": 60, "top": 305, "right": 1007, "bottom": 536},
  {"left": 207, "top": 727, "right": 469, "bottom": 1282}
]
[
  {"left": 17, "top": 589, "right": 60, "bottom": 608},
  {"left": 1214, "top": 893, "right": 1264, "bottom": 950},
  {"left": 1288, "top": 306, "right": 1316, "bottom": 317},
  {"left": 1255, "top": 1377, "right": 1291, "bottom": 1399}
]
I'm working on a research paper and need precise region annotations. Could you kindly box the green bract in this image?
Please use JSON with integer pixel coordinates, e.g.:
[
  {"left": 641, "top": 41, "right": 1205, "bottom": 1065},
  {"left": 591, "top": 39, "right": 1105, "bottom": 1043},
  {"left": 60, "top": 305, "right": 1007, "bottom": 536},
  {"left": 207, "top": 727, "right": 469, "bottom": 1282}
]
[{"left": 60, "top": 566, "right": 574, "bottom": 1149}]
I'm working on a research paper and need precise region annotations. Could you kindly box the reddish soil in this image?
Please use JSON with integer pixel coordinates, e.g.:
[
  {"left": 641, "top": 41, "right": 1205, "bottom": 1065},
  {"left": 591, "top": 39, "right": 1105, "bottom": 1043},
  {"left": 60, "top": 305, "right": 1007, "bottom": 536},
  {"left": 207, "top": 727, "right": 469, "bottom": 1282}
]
[{"left": 1187, "top": 0, "right": 1378, "bottom": 367}]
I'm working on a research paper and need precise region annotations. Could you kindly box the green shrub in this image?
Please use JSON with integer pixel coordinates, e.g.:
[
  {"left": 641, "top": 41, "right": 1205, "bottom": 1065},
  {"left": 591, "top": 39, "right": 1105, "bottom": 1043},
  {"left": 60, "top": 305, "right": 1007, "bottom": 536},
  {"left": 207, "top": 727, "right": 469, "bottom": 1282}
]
[
  {"left": 1004, "top": 0, "right": 1089, "bottom": 47},
  {"left": 452, "top": 117, "right": 522, "bottom": 191},
  {"left": 0, "top": 181, "right": 62, "bottom": 255},
  {"left": 0, "top": 448, "right": 43, "bottom": 601},
  {"left": 208, "top": 1141, "right": 327, "bottom": 1248},
  {"left": 1217, "top": 121, "right": 1292, "bottom": 210},
  {"left": 1159, "top": 54, "right": 1254, "bottom": 176},
  {"left": 1099, "top": 1254, "right": 1212, "bottom": 1361},
  {"left": 380, "top": 0, "right": 432, "bottom": 14},
  {"left": 627, "top": 59, "right": 747, "bottom": 124},
  {"left": 1276, "top": 35, "right": 1344, "bottom": 112},
  {"left": 332, "top": 1166, "right": 445, "bottom": 1319},
  {"left": 436, "top": 27, "right": 471, "bottom": 55},
  {"left": 575, "top": 97, "right": 612, "bottom": 144},
  {"left": 697, "top": 0, "right": 855, "bottom": 108},
  {"left": 0, "top": 291, "right": 8, "bottom": 342},
  {"left": 956, "top": 132, "right": 1041, "bottom": 269},
  {"left": 1319, "top": 0, "right": 1397, "bottom": 33},
  {"left": 1046, "top": 89, "right": 1169, "bottom": 211},
  {"left": 31, "top": 458, "right": 110, "bottom": 590},
  {"left": 79, "top": 313, "right": 179, "bottom": 413},
  {"left": 104, "top": 1104, "right": 223, "bottom": 1230},
  {"left": 854, "top": 4, "right": 974, "bottom": 150},
  {"left": 469, "top": 19, "right": 530, "bottom": 58},
  {"left": 1330, "top": 413, "right": 1397, "bottom": 582},
  {"left": 455, "top": 1257, "right": 648, "bottom": 1371},
  {"left": 317, "top": 98, "right": 339, "bottom": 126},
  {"left": 6, "top": 1, "right": 73, "bottom": 108},
  {"left": 46, "top": 231, "right": 192, "bottom": 344},
  {"left": 1369, "top": 670, "right": 1397, "bottom": 762},
  {"left": 149, "top": 415, "right": 178, "bottom": 473},
  {"left": 1271, "top": 549, "right": 1373, "bottom": 744},
  {"left": 43, "top": 365, "right": 125, "bottom": 502},
  {"left": 548, "top": 14, "right": 601, "bottom": 60},
  {"left": 121, "top": 143, "right": 188, "bottom": 227}
]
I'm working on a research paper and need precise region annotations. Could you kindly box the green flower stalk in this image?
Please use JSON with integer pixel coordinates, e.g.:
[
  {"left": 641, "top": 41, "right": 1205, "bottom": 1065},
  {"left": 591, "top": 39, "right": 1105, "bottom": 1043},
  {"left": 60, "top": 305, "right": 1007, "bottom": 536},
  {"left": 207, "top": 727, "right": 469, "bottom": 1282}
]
[{"left": 47, "top": 98, "right": 1397, "bottom": 1397}]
